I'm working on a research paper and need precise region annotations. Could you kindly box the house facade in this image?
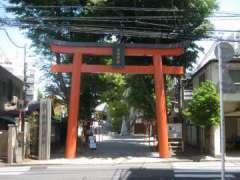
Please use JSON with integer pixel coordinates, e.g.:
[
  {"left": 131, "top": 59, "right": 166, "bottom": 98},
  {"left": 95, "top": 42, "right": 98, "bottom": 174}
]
[
  {"left": 184, "top": 58, "right": 240, "bottom": 156},
  {"left": 0, "top": 65, "right": 23, "bottom": 111}
]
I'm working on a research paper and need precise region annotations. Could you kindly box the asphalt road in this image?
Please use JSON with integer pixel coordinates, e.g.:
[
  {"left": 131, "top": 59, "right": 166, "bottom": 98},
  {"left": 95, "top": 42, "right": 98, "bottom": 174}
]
[
  {"left": 1, "top": 135, "right": 240, "bottom": 179},
  {"left": 0, "top": 162, "right": 240, "bottom": 180}
]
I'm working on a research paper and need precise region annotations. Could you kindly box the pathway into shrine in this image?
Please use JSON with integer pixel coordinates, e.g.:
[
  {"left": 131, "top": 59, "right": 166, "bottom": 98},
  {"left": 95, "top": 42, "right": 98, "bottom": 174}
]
[
  {"left": 80, "top": 134, "right": 157, "bottom": 160},
  {"left": 50, "top": 133, "right": 158, "bottom": 162}
]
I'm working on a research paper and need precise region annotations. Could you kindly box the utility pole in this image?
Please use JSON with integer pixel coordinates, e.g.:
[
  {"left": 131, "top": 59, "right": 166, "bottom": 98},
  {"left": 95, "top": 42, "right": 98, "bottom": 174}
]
[
  {"left": 217, "top": 43, "right": 225, "bottom": 180},
  {"left": 21, "top": 44, "right": 27, "bottom": 132},
  {"left": 215, "top": 41, "right": 234, "bottom": 180}
]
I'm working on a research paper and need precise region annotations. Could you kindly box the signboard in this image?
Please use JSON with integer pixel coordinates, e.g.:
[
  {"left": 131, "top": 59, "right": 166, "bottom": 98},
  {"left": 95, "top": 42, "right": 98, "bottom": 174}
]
[
  {"left": 112, "top": 43, "right": 125, "bottom": 67},
  {"left": 168, "top": 123, "right": 182, "bottom": 139},
  {"left": 214, "top": 42, "right": 234, "bottom": 62}
]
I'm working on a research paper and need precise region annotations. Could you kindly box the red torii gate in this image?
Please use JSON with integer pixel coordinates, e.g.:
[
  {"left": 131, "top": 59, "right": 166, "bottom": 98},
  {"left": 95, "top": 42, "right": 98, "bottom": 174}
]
[{"left": 50, "top": 40, "right": 185, "bottom": 159}]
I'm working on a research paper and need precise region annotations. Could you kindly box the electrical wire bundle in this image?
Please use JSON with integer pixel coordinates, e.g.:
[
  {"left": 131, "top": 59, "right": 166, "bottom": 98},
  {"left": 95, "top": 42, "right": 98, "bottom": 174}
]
[{"left": 0, "top": 3, "right": 239, "bottom": 42}]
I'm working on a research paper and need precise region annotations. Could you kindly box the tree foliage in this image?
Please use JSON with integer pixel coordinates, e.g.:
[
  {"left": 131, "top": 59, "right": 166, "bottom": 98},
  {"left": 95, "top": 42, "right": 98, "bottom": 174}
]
[
  {"left": 183, "top": 81, "right": 220, "bottom": 127},
  {"left": 6, "top": 0, "right": 218, "bottom": 120},
  {"left": 99, "top": 73, "right": 129, "bottom": 131}
]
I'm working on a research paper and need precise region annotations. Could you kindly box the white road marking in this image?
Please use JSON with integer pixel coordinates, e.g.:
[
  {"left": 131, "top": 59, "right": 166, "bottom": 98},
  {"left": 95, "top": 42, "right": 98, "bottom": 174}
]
[
  {"left": 172, "top": 162, "right": 237, "bottom": 179},
  {"left": 174, "top": 169, "right": 219, "bottom": 173},
  {"left": 0, "top": 166, "right": 31, "bottom": 175},
  {"left": 175, "top": 173, "right": 235, "bottom": 178}
]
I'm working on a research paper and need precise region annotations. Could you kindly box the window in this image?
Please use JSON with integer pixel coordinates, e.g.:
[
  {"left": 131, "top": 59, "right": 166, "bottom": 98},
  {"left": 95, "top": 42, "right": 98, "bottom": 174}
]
[{"left": 229, "top": 70, "right": 240, "bottom": 85}]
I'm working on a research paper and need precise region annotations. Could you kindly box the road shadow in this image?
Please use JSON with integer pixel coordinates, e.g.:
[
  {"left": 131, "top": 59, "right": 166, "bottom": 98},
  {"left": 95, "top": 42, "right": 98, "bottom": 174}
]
[
  {"left": 110, "top": 168, "right": 173, "bottom": 180},
  {"left": 171, "top": 145, "right": 210, "bottom": 162},
  {"left": 110, "top": 168, "right": 240, "bottom": 180}
]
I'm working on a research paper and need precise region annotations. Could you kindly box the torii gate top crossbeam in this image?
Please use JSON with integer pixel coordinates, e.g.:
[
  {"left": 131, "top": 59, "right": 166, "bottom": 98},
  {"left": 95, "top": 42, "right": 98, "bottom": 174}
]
[
  {"left": 50, "top": 39, "right": 187, "bottom": 57},
  {"left": 50, "top": 39, "right": 186, "bottom": 75}
]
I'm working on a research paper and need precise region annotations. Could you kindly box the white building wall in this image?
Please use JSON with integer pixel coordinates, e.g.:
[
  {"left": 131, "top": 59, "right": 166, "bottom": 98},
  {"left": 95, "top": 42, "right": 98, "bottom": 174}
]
[
  {"left": 191, "top": 61, "right": 240, "bottom": 156},
  {"left": 210, "top": 62, "right": 240, "bottom": 102},
  {"left": 210, "top": 125, "right": 221, "bottom": 157}
]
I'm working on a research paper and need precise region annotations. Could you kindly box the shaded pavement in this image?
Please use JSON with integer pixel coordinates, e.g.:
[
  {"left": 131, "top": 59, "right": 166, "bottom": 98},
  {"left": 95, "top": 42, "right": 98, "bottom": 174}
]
[{"left": 80, "top": 134, "right": 156, "bottom": 159}]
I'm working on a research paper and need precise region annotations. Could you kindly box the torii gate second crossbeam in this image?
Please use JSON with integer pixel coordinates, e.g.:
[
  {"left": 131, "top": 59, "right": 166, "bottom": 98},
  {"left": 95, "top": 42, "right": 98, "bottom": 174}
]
[{"left": 50, "top": 40, "right": 185, "bottom": 159}]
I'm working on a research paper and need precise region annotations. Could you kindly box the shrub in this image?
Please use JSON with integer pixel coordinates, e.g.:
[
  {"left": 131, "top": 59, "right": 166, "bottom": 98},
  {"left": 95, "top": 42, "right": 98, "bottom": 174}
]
[{"left": 183, "top": 81, "right": 220, "bottom": 127}]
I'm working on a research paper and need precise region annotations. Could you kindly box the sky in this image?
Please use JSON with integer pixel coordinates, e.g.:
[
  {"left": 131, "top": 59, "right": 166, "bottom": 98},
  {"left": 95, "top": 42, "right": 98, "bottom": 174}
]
[
  {"left": 0, "top": 0, "right": 32, "bottom": 79},
  {"left": 195, "top": 0, "right": 240, "bottom": 69},
  {"left": 0, "top": 0, "right": 240, "bottom": 80}
]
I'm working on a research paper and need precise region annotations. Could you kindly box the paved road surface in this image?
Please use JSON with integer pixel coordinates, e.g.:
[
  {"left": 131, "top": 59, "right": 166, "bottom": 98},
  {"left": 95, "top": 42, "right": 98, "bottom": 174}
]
[
  {"left": 172, "top": 161, "right": 240, "bottom": 180},
  {"left": 0, "top": 162, "right": 240, "bottom": 180},
  {"left": 1, "top": 135, "right": 240, "bottom": 179}
]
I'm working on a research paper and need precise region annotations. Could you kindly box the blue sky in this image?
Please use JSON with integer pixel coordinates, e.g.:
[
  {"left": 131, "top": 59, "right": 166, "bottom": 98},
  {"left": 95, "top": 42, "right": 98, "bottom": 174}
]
[{"left": 0, "top": 0, "right": 240, "bottom": 77}]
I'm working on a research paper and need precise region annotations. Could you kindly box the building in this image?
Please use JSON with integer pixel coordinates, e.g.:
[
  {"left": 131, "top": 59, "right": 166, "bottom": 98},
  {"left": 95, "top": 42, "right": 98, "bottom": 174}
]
[
  {"left": 0, "top": 48, "right": 36, "bottom": 102},
  {"left": 183, "top": 58, "right": 240, "bottom": 156},
  {"left": 0, "top": 65, "right": 23, "bottom": 111}
]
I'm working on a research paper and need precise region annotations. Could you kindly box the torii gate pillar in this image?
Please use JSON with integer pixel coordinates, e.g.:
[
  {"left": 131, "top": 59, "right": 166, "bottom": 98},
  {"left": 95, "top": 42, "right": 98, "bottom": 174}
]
[
  {"left": 153, "top": 55, "right": 169, "bottom": 158},
  {"left": 65, "top": 53, "right": 82, "bottom": 158}
]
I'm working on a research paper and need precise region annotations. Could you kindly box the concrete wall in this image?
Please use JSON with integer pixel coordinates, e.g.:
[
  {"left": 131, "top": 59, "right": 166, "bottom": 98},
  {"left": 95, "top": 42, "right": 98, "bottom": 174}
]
[
  {"left": 209, "top": 125, "right": 221, "bottom": 157},
  {"left": 186, "top": 125, "right": 198, "bottom": 147},
  {"left": 0, "top": 130, "right": 8, "bottom": 158}
]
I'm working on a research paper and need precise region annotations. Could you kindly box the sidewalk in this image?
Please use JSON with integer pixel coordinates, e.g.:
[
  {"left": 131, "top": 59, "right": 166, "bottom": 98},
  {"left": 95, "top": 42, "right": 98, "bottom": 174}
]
[
  {"left": 1, "top": 134, "right": 240, "bottom": 166},
  {"left": 16, "top": 134, "right": 168, "bottom": 166},
  {"left": 11, "top": 154, "right": 240, "bottom": 167}
]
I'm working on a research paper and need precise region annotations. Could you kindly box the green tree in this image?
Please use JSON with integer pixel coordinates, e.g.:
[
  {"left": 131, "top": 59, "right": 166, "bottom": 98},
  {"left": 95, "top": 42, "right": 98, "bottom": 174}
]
[
  {"left": 5, "top": 0, "right": 218, "bottom": 120},
  {"left": 99, "top": 73, "right": 129, "bottom": 131},
  {"left": 183, "top": 81, "right": 220, "bottom": 127}
]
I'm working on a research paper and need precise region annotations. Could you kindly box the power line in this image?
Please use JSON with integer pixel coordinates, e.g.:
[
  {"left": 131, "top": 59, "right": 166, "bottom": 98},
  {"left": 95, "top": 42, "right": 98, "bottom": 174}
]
[
  {"left": 0, "top": 16, "right": 188, "bottom": 21},
  {"left": 0, "top": 18, "right": 183, "bottom": 31},
  {"left": 1, "top": 17, "right": 240, "bottom": 33},
  {"left": 1, "top": 4, "right": 240, "bottom": 17},
  {"left": 1, "top": 2, "right": 240, "bottom": 15},
  {"left": 0, "top": 17, "right": 196, "bottom": 32},
  {"left": 0, "top": 5, "right": 184, "bottom": 12},
  {"left": 1, "top": 17, "right": 240, "bottom": 42},
  {"left": 0, "top": 28, "right": 25, "bottom": 48},
  {"left": 1, "top": 20, "right": 239, "bottom": 43}
]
